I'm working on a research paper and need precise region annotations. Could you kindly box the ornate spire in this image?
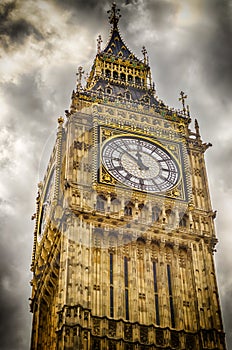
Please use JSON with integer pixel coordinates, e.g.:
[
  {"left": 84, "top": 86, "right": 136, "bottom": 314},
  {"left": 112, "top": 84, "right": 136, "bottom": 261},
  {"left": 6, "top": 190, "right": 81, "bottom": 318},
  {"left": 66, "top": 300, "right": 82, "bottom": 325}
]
[{"left": 107, "top": 2, "right": 121, "bottom": 28}]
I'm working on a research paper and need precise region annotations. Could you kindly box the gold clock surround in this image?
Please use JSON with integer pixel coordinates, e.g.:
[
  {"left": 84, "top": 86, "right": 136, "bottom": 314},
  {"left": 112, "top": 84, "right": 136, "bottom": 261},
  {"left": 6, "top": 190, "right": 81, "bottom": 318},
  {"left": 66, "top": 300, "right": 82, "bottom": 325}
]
[{"left": 98, "top": 125, "right": 189, "bottom": 202}]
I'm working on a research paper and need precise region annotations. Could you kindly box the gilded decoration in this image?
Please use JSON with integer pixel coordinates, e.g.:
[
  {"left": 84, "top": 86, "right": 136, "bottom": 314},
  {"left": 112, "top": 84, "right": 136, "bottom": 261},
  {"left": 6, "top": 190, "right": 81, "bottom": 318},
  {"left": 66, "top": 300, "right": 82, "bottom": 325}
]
[
  {"left": 97, "top": 124, "right": 190, "bottom": 202},
  {"left": 30, "top": 3, "right": 226, "bottom": 350}
]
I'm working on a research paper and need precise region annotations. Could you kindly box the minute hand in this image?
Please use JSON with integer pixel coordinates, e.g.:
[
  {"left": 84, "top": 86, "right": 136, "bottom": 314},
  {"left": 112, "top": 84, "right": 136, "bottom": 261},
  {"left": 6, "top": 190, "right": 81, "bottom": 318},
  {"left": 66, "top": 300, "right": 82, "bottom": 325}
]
[
  {"left": 118, "top": 145, "right": 149, "bottom": 170},
  {"left": 118, "top": 147, "right": 140, "bottom": 164},
  {"left": 117, "top": 145, "right": 149, "bottom": 170}
]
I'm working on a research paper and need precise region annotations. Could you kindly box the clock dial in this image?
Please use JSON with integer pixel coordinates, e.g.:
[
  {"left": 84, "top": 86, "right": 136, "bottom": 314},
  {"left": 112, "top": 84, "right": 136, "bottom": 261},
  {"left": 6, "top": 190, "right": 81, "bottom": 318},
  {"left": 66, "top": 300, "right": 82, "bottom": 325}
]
[{"left": 101, "top": 136, "right": 180, "bottom": 193}]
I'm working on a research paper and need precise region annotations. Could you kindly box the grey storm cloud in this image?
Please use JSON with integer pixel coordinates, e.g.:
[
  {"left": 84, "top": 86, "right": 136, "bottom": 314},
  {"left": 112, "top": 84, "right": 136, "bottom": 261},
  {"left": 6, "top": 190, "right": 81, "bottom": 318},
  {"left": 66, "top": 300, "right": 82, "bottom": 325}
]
[
  {"left": 0, "top": 1, "right": 44, "bottom": 50},
  {"left": 192, "top": 0, "right": 232, "bottom": 101},
  {"left": 0, "top": 0, "right": 232, "bottom": 348}
]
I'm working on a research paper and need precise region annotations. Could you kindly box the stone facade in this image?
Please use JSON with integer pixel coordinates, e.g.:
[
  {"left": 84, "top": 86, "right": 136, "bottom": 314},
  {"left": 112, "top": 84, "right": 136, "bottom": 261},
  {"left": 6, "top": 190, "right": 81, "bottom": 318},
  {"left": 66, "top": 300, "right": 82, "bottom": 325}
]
[{"left": 30, "top": 4, "right": 226, "bottom": 350}]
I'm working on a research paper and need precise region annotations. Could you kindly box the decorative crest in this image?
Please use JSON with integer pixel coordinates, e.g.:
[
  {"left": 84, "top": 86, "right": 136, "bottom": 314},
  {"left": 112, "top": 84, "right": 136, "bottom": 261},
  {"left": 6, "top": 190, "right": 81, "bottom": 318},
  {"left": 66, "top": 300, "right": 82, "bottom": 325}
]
[
  {"left": 97, "top": 35, "right": 103, "bottom": 54},
  {"left": 179, "top": 91, "right": 187, "bottom": 114},
  {"left": 107, "top": 3, "right": 121, "bottom": 28}
]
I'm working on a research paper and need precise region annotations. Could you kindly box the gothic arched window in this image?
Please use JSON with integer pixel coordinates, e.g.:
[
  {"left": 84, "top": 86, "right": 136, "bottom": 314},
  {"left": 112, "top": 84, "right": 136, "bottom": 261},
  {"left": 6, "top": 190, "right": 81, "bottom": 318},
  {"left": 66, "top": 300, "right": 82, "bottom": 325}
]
[
  {"left": 135, "top": 76, "right": 141, "bottom": 85},
  {"left": 106, "top": 86, "right": 112, "bottom": 94},
  {"left": 179, "top": 213, "right": 188, "bottom": 227},
  {"left": 124, "top": 206, "right": 132, "bottom": 216},
  {"left": 106, "top": 69, "right": 111, "bottom": 78},
  {"left": 120, "top": 73, "right": 126, "bottom": 81},
  {"left": 125, "top": 92, "right": 131, "bottom": 100},
  {"left": 96, "top": 195, "right": 106, "bottom": 212},
  {"left": 152, "top": 206, "right": 161, "bottom": 222},
  {"left": 124, "top": 201, "right": 133, "bottom": 216},
  {"left": 113, "top": 71, "right": 118, "bottom": 80},
  {"left": 111, "top": 198, "right": 120, "bottom": 212},
  {"left": 166, "top": 209, "right": 175, "bottom": 225}
]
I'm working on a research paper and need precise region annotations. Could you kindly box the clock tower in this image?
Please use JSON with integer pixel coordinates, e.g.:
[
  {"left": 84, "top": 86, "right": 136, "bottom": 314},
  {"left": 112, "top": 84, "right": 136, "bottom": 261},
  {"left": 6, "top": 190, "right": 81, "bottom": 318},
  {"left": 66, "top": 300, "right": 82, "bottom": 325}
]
[{"left": 30, "top": 4, "right": 226, "bottom": 349}]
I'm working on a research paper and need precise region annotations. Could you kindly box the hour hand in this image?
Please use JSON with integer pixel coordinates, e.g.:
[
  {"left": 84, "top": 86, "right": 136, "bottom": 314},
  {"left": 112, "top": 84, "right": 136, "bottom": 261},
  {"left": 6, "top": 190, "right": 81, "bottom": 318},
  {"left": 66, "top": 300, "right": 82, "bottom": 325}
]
[{"left": 135, "top": 152, "right": 149, "bottom": 171}]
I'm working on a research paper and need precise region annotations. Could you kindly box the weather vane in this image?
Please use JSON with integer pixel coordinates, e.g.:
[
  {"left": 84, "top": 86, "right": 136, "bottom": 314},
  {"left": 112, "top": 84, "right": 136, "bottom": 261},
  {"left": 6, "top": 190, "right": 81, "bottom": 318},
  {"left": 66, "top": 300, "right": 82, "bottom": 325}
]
[
  {"left": 107, "top": 2, "right": 121, "bottom": 28},
  {"left": 179, "top": 91, "right": 187, "bottom": 114}
]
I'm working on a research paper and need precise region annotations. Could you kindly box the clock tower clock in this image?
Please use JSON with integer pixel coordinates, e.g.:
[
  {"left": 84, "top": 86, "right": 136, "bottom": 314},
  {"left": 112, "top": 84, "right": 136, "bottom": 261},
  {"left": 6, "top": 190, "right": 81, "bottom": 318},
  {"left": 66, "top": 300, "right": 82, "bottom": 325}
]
[{"left": 30, "top": 4, "right": 226, "bottom": 350}]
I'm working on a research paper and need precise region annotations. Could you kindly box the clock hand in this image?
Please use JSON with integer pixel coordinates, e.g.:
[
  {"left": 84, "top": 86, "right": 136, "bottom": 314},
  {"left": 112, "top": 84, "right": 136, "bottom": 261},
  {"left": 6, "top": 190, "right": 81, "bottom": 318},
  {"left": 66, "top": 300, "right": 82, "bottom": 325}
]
[
  {"left": 116, "top": 143, "right": 149, "bottom": 170},
  {"left": 135, "top": 151, "right": 149, "bottom": 171},
  {"left": 117, "top": 145, "right": 140, "bottom": 164}
]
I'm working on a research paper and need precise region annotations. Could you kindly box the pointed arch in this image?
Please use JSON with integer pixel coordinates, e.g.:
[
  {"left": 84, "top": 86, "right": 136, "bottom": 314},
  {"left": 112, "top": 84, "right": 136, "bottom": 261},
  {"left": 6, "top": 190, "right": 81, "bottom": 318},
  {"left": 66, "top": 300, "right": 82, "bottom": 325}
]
[
  {"left": 166, "top": 209, "right": 175, "bottom": 225},
  {"left": 96, "top": 194, "right": 106, "bottom": 212}
]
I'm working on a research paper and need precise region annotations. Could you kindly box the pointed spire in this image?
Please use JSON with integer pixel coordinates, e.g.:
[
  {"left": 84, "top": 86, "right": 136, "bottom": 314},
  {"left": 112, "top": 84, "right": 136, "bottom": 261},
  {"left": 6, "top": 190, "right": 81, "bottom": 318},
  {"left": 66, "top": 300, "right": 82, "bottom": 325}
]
[
  {"left": 195, "top": 119, "right": 200, "bottom": 138},
  {"left": 107, "top": 2, "right": 121, "bottom": 29}
]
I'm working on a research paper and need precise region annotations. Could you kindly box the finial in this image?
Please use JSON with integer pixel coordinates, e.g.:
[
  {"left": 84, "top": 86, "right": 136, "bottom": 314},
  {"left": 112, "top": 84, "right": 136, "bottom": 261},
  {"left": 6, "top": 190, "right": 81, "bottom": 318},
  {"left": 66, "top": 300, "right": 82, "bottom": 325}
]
[
  {"left": 58, "top": 116, "right": 64, "bottom": 125},
  {"left": 97, "top": 35, "right": 103, "bottom": 54},
  {"left": 107, "top": 3, "right": 121, "bottom": 28},
  {"left": 195, "top": 119, "right": 200, "bottom": 138},
  {"left": 179, "top": 91, "right": 187, "bottom": 114},
  {"left": 142, "top": 46, "right": 148, "bottom": 65},
  {"left": 76, "top": 66, "right": 85, "bottom": 90}
]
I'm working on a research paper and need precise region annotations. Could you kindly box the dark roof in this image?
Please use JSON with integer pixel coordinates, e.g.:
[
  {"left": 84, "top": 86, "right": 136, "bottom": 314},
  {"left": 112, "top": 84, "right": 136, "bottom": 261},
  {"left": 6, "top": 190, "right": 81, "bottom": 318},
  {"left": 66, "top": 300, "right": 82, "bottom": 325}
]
[
  {"left": 102, "top": 27, "right": 141, "bottom": 63},
  {"left": 91, "top": 78, "right": 159, "bottom": 105}
]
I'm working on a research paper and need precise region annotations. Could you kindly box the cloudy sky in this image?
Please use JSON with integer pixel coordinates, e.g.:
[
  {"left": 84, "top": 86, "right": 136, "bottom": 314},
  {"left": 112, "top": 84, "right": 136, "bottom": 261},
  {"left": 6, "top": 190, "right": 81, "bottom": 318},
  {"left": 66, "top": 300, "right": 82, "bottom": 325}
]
[{"left": 0, "top": 0, "right": 232, "bottom": 348}]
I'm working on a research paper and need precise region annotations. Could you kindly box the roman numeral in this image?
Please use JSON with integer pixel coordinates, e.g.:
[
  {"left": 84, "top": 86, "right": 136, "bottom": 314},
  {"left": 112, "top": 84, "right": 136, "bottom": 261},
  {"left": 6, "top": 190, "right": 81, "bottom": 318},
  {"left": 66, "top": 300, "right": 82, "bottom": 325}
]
[
  {"left": 125, "top": 173, "right": 132, "bottom": 180},
  {"left": 115, "top": 165, "right": 124, "bottom": 171}
]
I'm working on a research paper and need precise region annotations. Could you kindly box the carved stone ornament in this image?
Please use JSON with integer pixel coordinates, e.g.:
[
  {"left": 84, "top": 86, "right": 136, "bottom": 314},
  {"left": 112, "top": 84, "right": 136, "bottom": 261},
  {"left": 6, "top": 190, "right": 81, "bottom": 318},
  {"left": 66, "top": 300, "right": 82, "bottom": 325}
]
[
  {"left": 108, "top": 340, "right": 117, "bottom": 350},
  {"left": 156, "top": 329, "right": 164, "bottom": 346},
  {"left": 109, "top": 320, "right": 117, "bottom": 337},
  {"left": 92, "top": 337, "right": 101, "bottom": 350},
  {"left": 93, "top": 319, "right": 101, "bottom": 335},
  {"left": 140, "top": 325, "right": 148, "bottom": 344},
  {"left": 124, "top": 323, "right": 133, "bottom": 341},
  {"left": 186, "top": 333, "right": 196, "bottom": 349},
  {"left": 171, "top": 331, "right": 180, "bottom": 348}
]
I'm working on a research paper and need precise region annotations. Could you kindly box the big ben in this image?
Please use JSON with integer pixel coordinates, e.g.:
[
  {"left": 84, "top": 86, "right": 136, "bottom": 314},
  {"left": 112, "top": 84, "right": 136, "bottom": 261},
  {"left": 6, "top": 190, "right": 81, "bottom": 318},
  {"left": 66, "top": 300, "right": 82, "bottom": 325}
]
[{"left": 30, "top": 3, "right": 226, "bottom": 349}]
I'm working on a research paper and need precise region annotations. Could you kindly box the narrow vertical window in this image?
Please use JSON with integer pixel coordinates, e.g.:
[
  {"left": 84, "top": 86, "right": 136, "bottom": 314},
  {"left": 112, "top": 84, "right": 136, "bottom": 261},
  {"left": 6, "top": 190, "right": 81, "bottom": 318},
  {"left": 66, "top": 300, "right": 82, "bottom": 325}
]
[
  {"left": 110, "top": 253, "right": 113, "bottom": 284},
  {"left": 153, "top": 261, "right": 160, "bottom": 325},
  {"left": 110, "top": 286, "right": 114, "bottom": 317},
  {"left": 124, "top": 257, "right": 129, "bottom": 320},
  {"left": 125, "top": 289, "right": 129, "bottom": 320},
  {"left": 124, "top": 256, "right": 128, "bottom": 287},
  {"left": 110, "top": 253, "right": 114, "bottom": 317},
  {"left": 167, "top": 264, "right": 175, "bottom": 328}
]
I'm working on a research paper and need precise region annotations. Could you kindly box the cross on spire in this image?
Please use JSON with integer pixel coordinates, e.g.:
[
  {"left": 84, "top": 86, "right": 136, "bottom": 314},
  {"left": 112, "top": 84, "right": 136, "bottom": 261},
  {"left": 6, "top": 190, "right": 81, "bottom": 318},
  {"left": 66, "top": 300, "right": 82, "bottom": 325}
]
[
  {"left": 97, "top": 35, "right": 103, "bottom": 54},
  {"left": 107, "top": 2, "right": 121, "bottom": 28},
  {"left": 142, "top": 46, "right": 148, "bottom": 65},
  {"left": 179, "top": 91, "right": 187, "bottom": 114},
  {"left": 76, "top": 66, "right": 85, "bottom": 90}
]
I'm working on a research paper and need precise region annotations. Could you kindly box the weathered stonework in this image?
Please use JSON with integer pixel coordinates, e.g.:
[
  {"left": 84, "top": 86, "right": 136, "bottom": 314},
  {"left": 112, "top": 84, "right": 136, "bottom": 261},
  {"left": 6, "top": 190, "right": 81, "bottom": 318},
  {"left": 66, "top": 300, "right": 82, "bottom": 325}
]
[{"left": 30, "top": 4, "right": 226, "bottom": 349}]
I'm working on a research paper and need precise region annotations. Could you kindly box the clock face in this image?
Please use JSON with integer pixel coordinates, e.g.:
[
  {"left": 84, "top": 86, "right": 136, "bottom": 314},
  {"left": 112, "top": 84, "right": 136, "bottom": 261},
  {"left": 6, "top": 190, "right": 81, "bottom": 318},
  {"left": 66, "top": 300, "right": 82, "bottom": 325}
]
[{"left": 101, "top": 136, "right": 180, "bottom": 193}]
